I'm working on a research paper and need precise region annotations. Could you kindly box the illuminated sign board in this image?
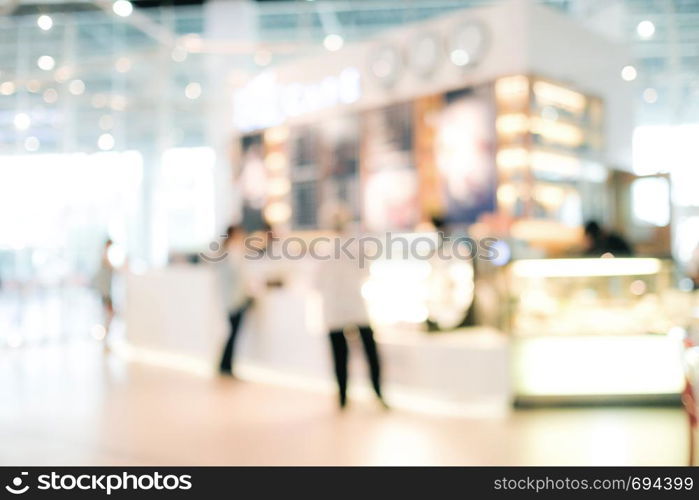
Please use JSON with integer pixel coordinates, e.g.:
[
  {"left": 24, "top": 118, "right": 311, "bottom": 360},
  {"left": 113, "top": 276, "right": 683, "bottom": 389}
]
[{"left": 233, "top": 67, "right": 362, "bottom": 132}]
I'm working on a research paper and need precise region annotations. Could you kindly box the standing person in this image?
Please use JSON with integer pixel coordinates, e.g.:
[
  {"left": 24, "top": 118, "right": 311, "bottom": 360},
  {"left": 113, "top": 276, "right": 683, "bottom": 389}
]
[
  {"left": 94, "top": 239, "right": 114, "bottom": 347},
  {"left": 687, "top": 242, "right": 699, "bottom": 290},
  {"left": 216, "top": 225, "right": 251, "bottom": 377},
  {"left": 316, "top": 213, "right": 387, "bottom": 410}
]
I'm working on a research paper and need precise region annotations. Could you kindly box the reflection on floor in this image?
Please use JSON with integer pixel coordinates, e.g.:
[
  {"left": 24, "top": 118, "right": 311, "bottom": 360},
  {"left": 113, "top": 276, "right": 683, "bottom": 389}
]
[{"left": 0, "top": 341, "right": 689, "bottom": 466}]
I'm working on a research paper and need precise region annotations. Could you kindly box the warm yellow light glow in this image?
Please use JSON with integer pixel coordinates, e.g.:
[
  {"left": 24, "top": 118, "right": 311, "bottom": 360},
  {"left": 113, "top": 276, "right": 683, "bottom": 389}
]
[
  {"left": 510, "top": 220, "right": 582, "bottom": 246},
  {"left": 532, "top": 81, "right": 586, "bottom": 113},
  {"left": 264, "top": 126, "right": 289, "bottom": 144},
  {"left": 495, "top": 75, "right": 529, "bottom": 102},
  {"left": 265, "top": 151, "right": 288, "bottom": 171},
  {"left": 530, "top": 150, "right": 581, "bottom": 177},
  {"left": 496, "top": 147, "right": 529, "bottom": 170},
  {"left": 496, "top": 112, "right": 585, "bottom": 149},
  {"left": 495, "top": 113, "right": 529, "bottom": 136},
  {"left": 264, "top": 202, "right": 291, "bottom": 223},
  {"left": 267, "top": 177, "right": 291, "bottom": 197},
  {"left": 497, "top": 184, "right": 518, "bottom": 206},
  {"left": 511, "top": 258, "right": 662, "bottom": 278},
  {"left": 530, "top": 116, "right": 584, "bottom": 147},
  {"left": 533, "top": 184, "right": 566, "bottom": 208}
]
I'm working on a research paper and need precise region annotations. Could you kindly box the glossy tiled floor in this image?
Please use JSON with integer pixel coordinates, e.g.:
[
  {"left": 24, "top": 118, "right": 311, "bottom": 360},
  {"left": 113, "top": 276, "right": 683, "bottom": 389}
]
[{"left": 0, "top": 339, "right": 689, "bottom": 466}]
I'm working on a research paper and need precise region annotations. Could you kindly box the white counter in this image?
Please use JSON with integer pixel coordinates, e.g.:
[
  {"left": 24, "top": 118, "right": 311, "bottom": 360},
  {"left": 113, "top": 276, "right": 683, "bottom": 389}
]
[
  {"left": 124, "top": 265, "right": 512, "bottom": 416},
  {"left": 124, "top": 265, "right": 228, "bottom": 371}
]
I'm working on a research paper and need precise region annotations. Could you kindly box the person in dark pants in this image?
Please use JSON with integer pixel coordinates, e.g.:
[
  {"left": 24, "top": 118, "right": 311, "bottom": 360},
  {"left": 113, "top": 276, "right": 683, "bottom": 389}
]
[
  {"left": 329, "top": 326, "right": 384, "bottom": 409},
  {"left": 214, "top": 225, "right": 250, "bottom": 376},
  {"left": 219, "top": 300, "right": 249, "bottom": 375},
  {"left": 316, "top": 209, "right": 387, "bottom": 409}
]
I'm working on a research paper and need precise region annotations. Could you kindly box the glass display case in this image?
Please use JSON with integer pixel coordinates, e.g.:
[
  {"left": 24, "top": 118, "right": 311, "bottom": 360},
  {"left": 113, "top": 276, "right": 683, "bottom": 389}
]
[
  {"left": 507, "top": 257, "right": 691, "bottom": 403},
  {"left": 494, "top": 75, "right": 608, "bottom": 227}
]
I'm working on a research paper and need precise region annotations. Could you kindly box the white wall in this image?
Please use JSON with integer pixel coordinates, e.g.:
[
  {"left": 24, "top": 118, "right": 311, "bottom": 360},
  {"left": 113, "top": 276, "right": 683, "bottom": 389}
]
[
  {"left": 230, "top": 0, "right": 530, "bottom": 131},
  {"left": 205, "top": 0, "right": 260, "bottom": 230},
  {"left": 524, "top": 2, "right": 634, "bottom": 170}
]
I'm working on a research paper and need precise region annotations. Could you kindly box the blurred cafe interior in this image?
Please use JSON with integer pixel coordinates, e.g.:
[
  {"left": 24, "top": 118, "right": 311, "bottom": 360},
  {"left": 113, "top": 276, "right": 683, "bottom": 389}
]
[{"left": 1, "top": 0, "right": 699, "bottom": 466}]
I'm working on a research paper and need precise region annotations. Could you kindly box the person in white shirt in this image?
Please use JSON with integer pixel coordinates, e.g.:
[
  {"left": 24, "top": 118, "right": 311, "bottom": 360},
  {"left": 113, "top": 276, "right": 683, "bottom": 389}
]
[
  {"left": 216, "top": 225, "right": 251, "bottom": 376},
  {"left": 316, "top": 216, "right": 387, "bottom": 410}
]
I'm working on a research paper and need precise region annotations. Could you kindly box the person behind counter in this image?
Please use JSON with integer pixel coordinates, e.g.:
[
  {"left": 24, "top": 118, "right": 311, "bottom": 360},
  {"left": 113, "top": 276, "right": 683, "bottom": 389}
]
[
  {"left": 583, "top": 220, "right": 634, "bottom": 257},
  {"left": 216, "top": 224, "right": 253, "bottom": 377},
  {"left": 316, "top": 212, "right": 388, "bottom": 410}
]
